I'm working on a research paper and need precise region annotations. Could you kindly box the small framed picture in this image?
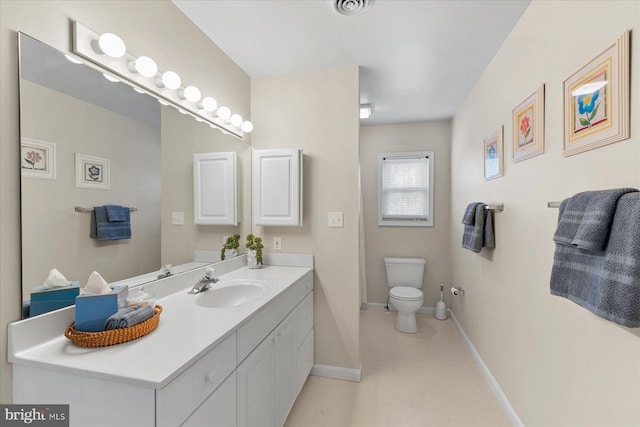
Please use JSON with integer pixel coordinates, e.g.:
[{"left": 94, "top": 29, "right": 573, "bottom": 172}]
[
  {"left": 75, "top": 153, "right": 110, "bottom": 190},
  {"left": 484, "top": 127, "right": 503, "bottom": 181},
  {"left": 21, "top": 137, "right": 56, "bottom": 180},
  {"left": 562, "top": 30, "right": 630, "bottom": 157},
  {"left": 513, "top": 84, "right": 545, "bottom": 163}
]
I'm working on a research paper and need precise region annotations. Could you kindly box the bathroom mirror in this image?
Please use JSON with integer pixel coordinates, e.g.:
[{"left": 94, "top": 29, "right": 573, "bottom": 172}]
[{"left": 18, "top": 33, "right": 251, "bottom": 318}]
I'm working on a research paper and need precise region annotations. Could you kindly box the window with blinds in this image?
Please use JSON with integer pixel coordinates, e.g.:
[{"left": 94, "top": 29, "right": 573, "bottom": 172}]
[{"left": 378, "top": 151, "right": 434, "bottom": 227}]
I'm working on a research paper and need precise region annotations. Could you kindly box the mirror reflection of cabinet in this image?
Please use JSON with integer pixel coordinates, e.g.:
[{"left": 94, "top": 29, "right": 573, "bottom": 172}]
[
  {"left": 193, "top": 152, "right": 237, "bottom": 225},
  {"left": 252, "top": 148, "right": 302, "bottom": 227}
]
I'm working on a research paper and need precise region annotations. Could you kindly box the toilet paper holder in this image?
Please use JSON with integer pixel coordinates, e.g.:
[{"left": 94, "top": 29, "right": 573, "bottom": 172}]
[{"left": 451, "top": 287, "right": 465, "bottom": 296}]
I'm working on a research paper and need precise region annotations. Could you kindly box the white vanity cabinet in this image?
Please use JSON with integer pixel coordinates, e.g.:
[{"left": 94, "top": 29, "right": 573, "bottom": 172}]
[
  {"left": 238, "top": 292, "right": 314, "bottom": 427},
  {"left": 193, "top": 151, "right": 237, "bottom": 225},
  {"left": 10, "top": 266, "right": 314, "bottom": 427},
  {"left": 252, "top": 148, "right": 303, "bottom": 226}
]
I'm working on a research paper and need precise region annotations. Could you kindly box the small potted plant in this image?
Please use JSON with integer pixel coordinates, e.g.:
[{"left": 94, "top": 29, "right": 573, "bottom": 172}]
[
  {"left": 245, "top": 234, "right": 264, "bottom": 268},
  {"left": 221, "top": 234, "right": 241, "bottom": 260}
]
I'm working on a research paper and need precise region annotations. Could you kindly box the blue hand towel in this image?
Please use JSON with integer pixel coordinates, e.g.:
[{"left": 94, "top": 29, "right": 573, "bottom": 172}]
[
  {"left": 104, "top": 205, "right": 126, "bottom": 222},
  {"left": 553, "top": 188, "right": 637, "bottom": 252},
  {"left": 104, "top": 305, "right": 154, "bottom": 330},
  {"left": 90, "top": 206, "right": 131, "bottom": 240},
  {"left": 550, "top": 192, "right": 640, "bottom": 328}
]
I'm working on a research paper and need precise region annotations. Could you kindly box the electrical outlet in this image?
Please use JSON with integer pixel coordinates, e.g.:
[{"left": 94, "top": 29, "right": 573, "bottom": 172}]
[
  {"left": 328, "top": 211, "right": 343, "bottom": 227},
  {"left": 171, "top": 212, "right": 184, "bottom": 225},
  {"left": 273, "top": 237, "right": 282, "bottom": 250}
]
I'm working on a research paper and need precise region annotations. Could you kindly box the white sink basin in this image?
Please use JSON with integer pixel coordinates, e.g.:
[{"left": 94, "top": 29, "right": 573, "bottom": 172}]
[{"left": 196, "top": 279, "right": 266, "bottom": 308}]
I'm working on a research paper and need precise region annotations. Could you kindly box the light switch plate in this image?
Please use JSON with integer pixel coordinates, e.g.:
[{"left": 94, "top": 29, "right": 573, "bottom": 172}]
[
  {"left": 171, "top": 211, "right": 184, "bottom": 225},
  {"left": 328, "top": 212, "right": 343, "bottom": 227},
  {"left": 273, "top": 237, "right": 282, "bottom": 250}
]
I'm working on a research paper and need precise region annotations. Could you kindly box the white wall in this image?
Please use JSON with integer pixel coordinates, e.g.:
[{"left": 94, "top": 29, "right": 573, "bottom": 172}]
[
  {"left": 450, "top": 1, "right": 640, "bottom": 425},
  {"left": 360, "top": 121, "right": 451, "bottom": 307},
  {"left": 0, "top": 0, "right": 249, "bottom": 402},
  {"left": 251, "top": 66, "right": 361, "bottom": 371}
]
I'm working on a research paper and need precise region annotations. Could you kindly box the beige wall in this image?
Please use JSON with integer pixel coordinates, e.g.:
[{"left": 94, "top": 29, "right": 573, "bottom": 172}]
[
  {"left": 21, "top": 80, "right": 161, "bottom": 297},
  {"left": 0, "top": 0, "right": 249, "bottom": 402},
  {"left": 161, "top": 106, "right": 252, "bottom": 265},
  {"left": 251, "top": 66, "right": 361, "bottom": 370},
  {"left": 450, "top": 1, "right": 640, "bottom": 425},
  {"left": 360, "top": 122, "right": 451, "bottom": 307}
]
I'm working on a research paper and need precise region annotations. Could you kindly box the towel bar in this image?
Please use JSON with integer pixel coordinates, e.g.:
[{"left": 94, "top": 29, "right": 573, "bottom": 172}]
[
  {"left": 75, "top": 206, "right": 138, "bottom": 213},
  {"left": 547, "top": 201, "right": 562, "bottom": 208},
  {"left": 485, "top": 204, "right": 504, "bottom": 212}
]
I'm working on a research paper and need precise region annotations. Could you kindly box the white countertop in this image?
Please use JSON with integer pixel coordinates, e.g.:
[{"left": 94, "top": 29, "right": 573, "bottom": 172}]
[{"left": 9, "top": 262, "right": 312, "bottom": 389}]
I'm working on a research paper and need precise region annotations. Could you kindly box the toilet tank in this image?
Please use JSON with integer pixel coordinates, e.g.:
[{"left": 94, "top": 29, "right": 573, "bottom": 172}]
[{"left": 384, "top": 257, "right": 425, "bottom": 288}]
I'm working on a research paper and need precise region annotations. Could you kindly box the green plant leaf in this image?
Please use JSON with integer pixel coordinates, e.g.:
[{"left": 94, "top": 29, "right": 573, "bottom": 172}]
[
  {"left": 589, "top": 102, "right": 600, "bottom": 121},
  {"left": 580, "top": 118, "right": 590, "bottom": 126}
]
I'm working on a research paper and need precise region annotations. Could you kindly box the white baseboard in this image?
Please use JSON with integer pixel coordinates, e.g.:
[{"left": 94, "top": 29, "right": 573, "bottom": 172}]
[
  {"left": 360, "top": 302, "right": 435, "bottom": 315},
  {"left": 311, "top": 363, "right": 362, "bottom": 382},
  {"left": 449, "top": 310, "right": 523, "bottom": 427}
]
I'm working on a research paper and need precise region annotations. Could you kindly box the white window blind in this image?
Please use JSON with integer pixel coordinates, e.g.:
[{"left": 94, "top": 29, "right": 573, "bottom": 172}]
[{"left": 378, "top": 151, "right": 434, "bottom": 227}]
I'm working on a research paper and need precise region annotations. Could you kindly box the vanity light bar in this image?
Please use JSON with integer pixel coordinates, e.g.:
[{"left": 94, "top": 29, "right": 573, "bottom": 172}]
[{"left": 71, "top": 21, "right": 253, "bottom": 140}]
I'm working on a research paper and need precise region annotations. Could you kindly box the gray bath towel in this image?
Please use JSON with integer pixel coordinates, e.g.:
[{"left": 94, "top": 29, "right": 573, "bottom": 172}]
[
  {"left": 550, "top": 192, "right": 640, "bottom": 328},
  {"left": 462, "top": 203, "right": 495, "bottom": 253},
  {"left": 553, "top": 188, "right": 637, "bottom": 252},
  {"left": 462, "top": 202, "right": 482, "bottom": 225},
  {"left": 104, "top": 305, "right": 154, "bottom": 330}
]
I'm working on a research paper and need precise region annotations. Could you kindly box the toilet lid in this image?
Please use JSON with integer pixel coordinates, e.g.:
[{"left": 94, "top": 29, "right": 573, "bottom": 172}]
[{"left": 390, "top": 286, "right": 423, "bottom": 300}]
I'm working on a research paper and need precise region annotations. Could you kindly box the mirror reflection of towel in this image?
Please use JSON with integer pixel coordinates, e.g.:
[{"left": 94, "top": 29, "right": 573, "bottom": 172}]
[{"left": 90, "top": 206, "right": 131, "bottom": 240}]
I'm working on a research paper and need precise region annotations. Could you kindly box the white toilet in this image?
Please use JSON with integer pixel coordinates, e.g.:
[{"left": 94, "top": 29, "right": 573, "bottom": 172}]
[{"left": 384, "top": 257, "right": 425, "bottom": 333}]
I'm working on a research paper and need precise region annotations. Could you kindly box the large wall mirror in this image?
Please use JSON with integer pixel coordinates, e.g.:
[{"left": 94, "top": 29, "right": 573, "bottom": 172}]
[{"left": 19, "top": 32, "right": 251, "bottom": 318}]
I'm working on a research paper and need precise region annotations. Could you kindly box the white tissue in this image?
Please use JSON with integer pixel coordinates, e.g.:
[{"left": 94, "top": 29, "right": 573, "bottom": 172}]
[
  {"left": 82, "top": 271, "right": 111, "bottom": 294},
  {"left": 43, "top": 268, "right": 70, "bottom": 288}
]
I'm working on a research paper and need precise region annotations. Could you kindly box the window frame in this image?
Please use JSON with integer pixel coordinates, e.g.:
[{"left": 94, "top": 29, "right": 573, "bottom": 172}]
[{"left": 377, "top": 150, "right": 435, "bottom": 227}]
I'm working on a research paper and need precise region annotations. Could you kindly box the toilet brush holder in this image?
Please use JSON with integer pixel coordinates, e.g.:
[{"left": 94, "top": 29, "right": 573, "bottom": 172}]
[{"left": 435, "top": 284, "right": 447, "bottom": 320}]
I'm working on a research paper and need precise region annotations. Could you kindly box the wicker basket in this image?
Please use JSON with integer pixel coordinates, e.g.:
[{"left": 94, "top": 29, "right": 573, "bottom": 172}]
[{"left": 65, "top": 305, "right": 162, "bottom": 348}]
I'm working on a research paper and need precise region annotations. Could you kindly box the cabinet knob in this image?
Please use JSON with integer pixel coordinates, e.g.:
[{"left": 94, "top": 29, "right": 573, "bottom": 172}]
[{"left": 206, "top": 371, "right": 216, "bottom": 383}]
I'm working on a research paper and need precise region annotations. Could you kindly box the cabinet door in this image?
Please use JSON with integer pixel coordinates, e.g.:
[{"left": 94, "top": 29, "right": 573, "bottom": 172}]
[
  {"left": 181, "top": 372, "right": 237, "bottom": 427},
  {"left": 193, "top": 152, "right": 237, "bottom": 225},
  {"left": 237, "top": 330, "right": 277, "bottom": 427},
  {"left": 275, "top": 309, "right": 300, "bottom": 426},
  {"left": 253, "top": 148, "right": 302, "bottom": 226}
]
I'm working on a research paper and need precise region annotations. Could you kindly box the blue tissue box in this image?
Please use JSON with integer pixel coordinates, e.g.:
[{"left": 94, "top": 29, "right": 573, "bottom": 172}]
[
  {"left": 74, "top": 285, "right": 128, "bottom": 332},
  {"left": 30, "top": 282, "right": 80, "bottom": 317}
]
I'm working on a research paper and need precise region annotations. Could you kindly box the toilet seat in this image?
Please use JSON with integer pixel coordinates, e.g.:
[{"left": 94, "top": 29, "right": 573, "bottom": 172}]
[{"left": 390, "top": 286, "right": 423, "bottom": 301}]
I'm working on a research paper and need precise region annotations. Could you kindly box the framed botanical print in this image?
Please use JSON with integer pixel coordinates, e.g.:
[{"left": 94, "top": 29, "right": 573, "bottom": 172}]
[
  {"left": 75, "top": 153, "right": 110, "bottom": 190},
  {"left": 562, "top": 30, "right": 630, "bottom": 157},
  {"left": 513, "top": 85, "right": 544, "bottom": 163},
  {"left": 484, "top": 127, "right": 503, "bottom": 181},
  {"left": 21, "top": 137, "right": 56, "bottom": 180}
]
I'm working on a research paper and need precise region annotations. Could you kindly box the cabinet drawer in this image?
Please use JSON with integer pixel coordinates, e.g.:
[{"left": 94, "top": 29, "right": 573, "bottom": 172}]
[
  {"left": 296, "top": 293, "right": 313, "bottom": 349},
  {"left": 296, "top": 272, "right": 313, "bottom": 301},
  {"left": 157, "top": 333, "right": 236, "bottom": 427}
]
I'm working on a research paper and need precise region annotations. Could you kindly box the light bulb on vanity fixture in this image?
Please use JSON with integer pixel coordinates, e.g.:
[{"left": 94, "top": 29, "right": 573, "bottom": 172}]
[
  {"left": 199, "top": 96, "right": 218, "bottom": 112},
  {"left": 91, "top": 33, "right": 126, "bottom": 58},
  {"left": 216, "top": 106, "right": 231, "bottom": 121},
  {"left": 230, "top": 114, "right": 243, "bottom": 128},
  {"left": 241, "top": 121, "right": 254, "bottom": 133},
  {"left": 156, "top": 71, "right": 181, "bottom": 90},
  {"left": 64, "top": 54, "right": 83, "bottom": 65},
  {"left": 179, "top": 85, "right": 202, "bottom": 103},
  {"left": 102, "top": 73, "right": 120, "bottom": 83},
  {"left": 128, "top": 56, "right": 158, "bottom": 78}
]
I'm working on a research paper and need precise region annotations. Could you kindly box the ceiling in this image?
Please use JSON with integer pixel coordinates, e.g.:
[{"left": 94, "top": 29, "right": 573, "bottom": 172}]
[{"left": 172, "top": 0, "right": 530, "bottom": 126}]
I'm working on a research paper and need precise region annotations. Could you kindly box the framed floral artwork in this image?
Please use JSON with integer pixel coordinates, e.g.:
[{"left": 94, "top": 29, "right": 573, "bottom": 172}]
[
  {"left": 562, "top": 30, "right": 630, "bottom": 157},
  {"left": 21, "top": 137, "right": 56, "bottom": 180},
  {"left": 75, "top": 153, "right": 110, "bottom": 190},
  {"left": 484, "top": 127, "right": 503, "bottom": 181},
  {"left": 513, "top": 84, "right": 544, "bottom": 163}
]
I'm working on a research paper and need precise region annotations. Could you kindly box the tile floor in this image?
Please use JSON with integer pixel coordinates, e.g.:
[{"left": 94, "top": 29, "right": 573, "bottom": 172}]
[{"left": 284, "top": 309, "right": 511, "bottom": 427}]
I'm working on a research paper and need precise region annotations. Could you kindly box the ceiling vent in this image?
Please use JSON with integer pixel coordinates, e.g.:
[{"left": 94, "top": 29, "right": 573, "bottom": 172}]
[{"left": 329, "top": 0, "right": 375, "bottom": 16}]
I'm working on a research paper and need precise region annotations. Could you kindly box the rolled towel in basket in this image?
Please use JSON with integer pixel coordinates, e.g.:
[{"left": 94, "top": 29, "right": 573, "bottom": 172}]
[{"left": 104, "top": 305, "right": 154, "bottom": 330}]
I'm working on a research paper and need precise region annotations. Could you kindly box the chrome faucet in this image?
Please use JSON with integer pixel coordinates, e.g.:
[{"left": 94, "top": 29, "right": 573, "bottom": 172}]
[{"left": 189, "top": 267, "right": 218, "bottom": 294}]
